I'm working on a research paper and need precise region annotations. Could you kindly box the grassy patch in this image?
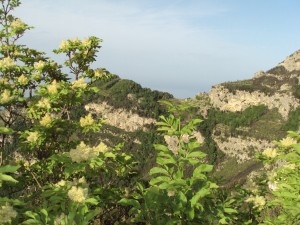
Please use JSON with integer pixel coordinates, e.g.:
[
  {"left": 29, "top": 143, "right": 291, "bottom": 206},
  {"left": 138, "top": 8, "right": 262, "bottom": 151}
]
[{"left": 213, "top": 157, "right": 259, "bottom": 186}]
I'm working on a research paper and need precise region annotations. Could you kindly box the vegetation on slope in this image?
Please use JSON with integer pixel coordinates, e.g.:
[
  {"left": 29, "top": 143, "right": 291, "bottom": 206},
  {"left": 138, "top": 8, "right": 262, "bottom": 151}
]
[{"left": 0, "top": 1, "right": 300, "bottom": 224}]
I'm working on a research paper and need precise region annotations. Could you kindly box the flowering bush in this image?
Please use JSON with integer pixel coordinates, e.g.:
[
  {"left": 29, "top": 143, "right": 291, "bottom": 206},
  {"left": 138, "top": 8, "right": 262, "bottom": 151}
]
[
  {"left": 0, "top": 0, "right": 131, "bottom": 224},
  {"left": 0, "top": 0, "right": 299, "bottom": 224},
  {"left": 256, "top": 131, "right": 300, "bottom": 224}
]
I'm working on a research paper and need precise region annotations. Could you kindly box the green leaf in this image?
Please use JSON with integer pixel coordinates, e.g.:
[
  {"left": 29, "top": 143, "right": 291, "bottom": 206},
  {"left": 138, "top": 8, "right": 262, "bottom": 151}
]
[
  {"left": 149, "top": 167, "right": 169, "bottom": 176},
  {"left": 193, "top": 164, "right": 213, "bottom": 176},
  {"left": 0, "top": 127, "right": 14, "bottom": 134},
  {"left": 293, "top": 144, "right": 300, "bottom": 154},
  {"left": 190, "top": 188, "right": 210, "bottom": 208},
  {"left": 186, "top": 207, "right": 195, "bottom": 220},
  {"left": 0, "top": 173, "right": 18, "bottom": 183},
  {"left": 149, "top": 176, "right": 171, "bottom": 186},
  {"left": 118, "top": 198, "right": 140, "bottom": 208},
  {"left": 40, "top": 208, "right": 48, "bottom": 224},
  {"left": 22, "top": 219, "right": 41, "bottom": 225},
  {"left": 224, "top": 207, "right": 238, "bottom": 214},
  {"left": 157, "top": 157, "right": 176, "bottom": 166},
  {"left": 219, "top": 217, "right": 229, "bottom": 224},
  {"left": 187, "top": 151, "right": 206, "bottom": 159},
  {"left": 85, "top": 198, "right": 99, "bottom": 205},
  {"left": 153, "top": 144, "right": 170, "bottom": 152},
  {"left": 104, "top": 152, "right": 116, "bottom": 158},
  {"left": 0, "top": 165, "right": 20, "bottom": 173},
  {"left": 178, "top": 191, "right": 187, "bottom": 206}
]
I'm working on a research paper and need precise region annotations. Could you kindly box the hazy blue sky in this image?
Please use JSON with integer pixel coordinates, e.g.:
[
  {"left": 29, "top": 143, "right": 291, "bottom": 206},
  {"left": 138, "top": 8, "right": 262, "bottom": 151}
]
[{"left": 14, "top": 0, "right": 300, "bottom": 98}]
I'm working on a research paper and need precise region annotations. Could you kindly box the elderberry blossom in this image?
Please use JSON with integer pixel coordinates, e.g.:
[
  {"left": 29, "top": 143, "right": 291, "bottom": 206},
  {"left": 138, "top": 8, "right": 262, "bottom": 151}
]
[
  {"left": 67, "top": 186, "right": 88, "bottom": 203},
  {"left": 0, "top": 57, "right": 16, "bottom": 68},
  {"left": 40, "top": 114, "right": 52, "bottom": 127},
  {"left": 262, "top": 148, "right": 277, "bottom": 158},
  {"left": 0, "top": 204, "right": 17, "bottom": 224},
  {"left": 18, "top": 74, "right": 29, "bottom": 85},
  {"left": 72, "top": 78, "right": 87, "bottom": 89},
  {"left": 47, "top": 80, "right": 60, "bottom": 94},
  {"left": 164, "top": 135, "right": 179, "bottom": 155},
  {"left": 0, "top": 89, "right": 14, "bottom": 104},
  {"left": 246, "top": 195, "right": 266, "bottom": 210},
  {"left": 69, "top": 141, "right": 108, "bottom": 163},
  {"left": 80, "top": 113, "right": 94, "bottom": 127}
]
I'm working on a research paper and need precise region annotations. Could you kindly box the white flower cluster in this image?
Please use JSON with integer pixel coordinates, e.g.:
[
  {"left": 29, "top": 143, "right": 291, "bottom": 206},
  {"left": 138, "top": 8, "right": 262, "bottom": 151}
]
[
  {"left": 10, "top": 18, "right": 25, "bottom": 30},
  {"left": 280, "top": 137, "right": 297, "bottom": 147},
  {"left": 34, "top": 60, "right": 45, "bottom": 71},
  {"left": 72, "top": 78, "right": 87, "bottom": 89},
  {"left": 192, "top": 131, "right": 205, "bottom": 144},
  {"left": 0, "top": 57, "right": 16, "bottom": 68},
  {"left": 164, "top": 135, "right": 179, "bottom": 155},
  {"left": 262, "top": 148, "right": 277, "bottom": 158},
  {"left": 26, "top": 131, "right": 39, "bottom": 143},
  {"left": 80, "top": 113, "right": 94, "bottom": 127},
  {"left": 268, "top": 181, "right": 277, "bottom": 191},
  {"left": 94, "top": 68, "right": 106, "bottom": 78},
  {"left": 69, "top": 141, "right": 108, "bottom": 163},
  {"left": 67, "top": 186, "right": 88, "bottom": 203},
  {"left": 36, "top": 98, "right": 51, "bottom": 109},
  {"left": 47, "top": 80, "right": 60, "bottom": 94},
  {"left": 40, "top": 114, "right": 52, "bottom": 127},
  {"left": 0, "top": 204, "right": 17, "bottom": 224},
  {"left": 246, "top": 195, "right": 266, "bottom": 210},
  {"left": 54, "top": 213, "right": 66, "bottom": 225},
  {"left": 0, "top": 89, "right": 14, "bottom": 104},
  {"left": 59, "top": 37, "right": 92, "bottom": 51},
  {"left": 18, "top": 74, "right": 29, "bottom": 85}
]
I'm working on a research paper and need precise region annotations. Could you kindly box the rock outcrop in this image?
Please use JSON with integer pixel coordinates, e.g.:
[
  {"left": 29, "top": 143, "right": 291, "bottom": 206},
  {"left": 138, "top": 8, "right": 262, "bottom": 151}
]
[
  {"left": 278, "top": 50, "right": 300, "bottom": 72},
  {"left": 85, "top": 102, "right": 156, "bottom": 132},
  {"left": 209, "top": 84, "right": 299, "bottom": 119}
]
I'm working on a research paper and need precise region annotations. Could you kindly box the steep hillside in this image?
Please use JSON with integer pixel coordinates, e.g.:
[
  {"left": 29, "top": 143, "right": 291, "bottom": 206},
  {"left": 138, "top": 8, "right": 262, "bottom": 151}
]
[
  {"left": 72, "top": 75, "right": 174, "bottom": 176},
  {"left": 190, "top": 50, "right": 300, "bottom": 185},
  {"left": 73, "top": 50, "right": 300, "bottom": 185}
]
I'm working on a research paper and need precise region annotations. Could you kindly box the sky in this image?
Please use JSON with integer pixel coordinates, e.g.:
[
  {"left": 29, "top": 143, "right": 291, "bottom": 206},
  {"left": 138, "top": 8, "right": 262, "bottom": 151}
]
[{"left": 14, "top": 0, "right": 300, "bottom": 98}]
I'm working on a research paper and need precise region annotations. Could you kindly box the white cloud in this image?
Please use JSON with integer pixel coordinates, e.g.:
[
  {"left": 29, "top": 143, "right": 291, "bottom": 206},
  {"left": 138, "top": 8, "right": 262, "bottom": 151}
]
[{"left": 13, "top": 0, "right": 284, "bottom": 98}]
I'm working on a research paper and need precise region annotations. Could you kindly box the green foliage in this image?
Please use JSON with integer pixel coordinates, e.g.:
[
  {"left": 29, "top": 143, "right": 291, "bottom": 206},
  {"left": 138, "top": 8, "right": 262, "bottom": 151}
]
[
  {"left": 0, "top": 1, "right": 134, "bottom": 223},
  {"left": 222, "top": 68, "right": 299, "bottom": 96},
  {"left": 267, "top": 65, "right": 288, "bottom": 75},
  {"left": 90, "top": 77, "right": 173, "bottom": 118},
  {"left": 255, "top": 132, "right": 300, "bottom": 224},
  {"left": 1, "top": 1, "right": 299, "bottom": 224},
  {"left": 282, "top": 106, "right": 300, "bottom": 131},
  {"left": 120, "top": 113, "right": 250, "bottom": 224}
]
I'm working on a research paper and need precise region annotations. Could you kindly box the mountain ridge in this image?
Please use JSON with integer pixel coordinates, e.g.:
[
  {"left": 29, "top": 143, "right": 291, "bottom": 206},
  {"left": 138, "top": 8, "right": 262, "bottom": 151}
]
[{"left": 75, "top": 49, "right": 300, "bottom": 185}]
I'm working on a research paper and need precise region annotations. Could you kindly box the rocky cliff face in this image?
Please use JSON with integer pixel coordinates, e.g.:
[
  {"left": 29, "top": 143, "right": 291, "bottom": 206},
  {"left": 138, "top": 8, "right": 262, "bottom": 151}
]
[
  {"left": 85, "top": 102, "right": 156, "bottom": 132},
  {"left": 278, "top": 50, "right": 300, "bottom": 72},
  {"left": 198, "top": 50, "right": 300, "bottom": 165},
  {"left": 209, "top": 84, "right": 299, "bottom": 119}
]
